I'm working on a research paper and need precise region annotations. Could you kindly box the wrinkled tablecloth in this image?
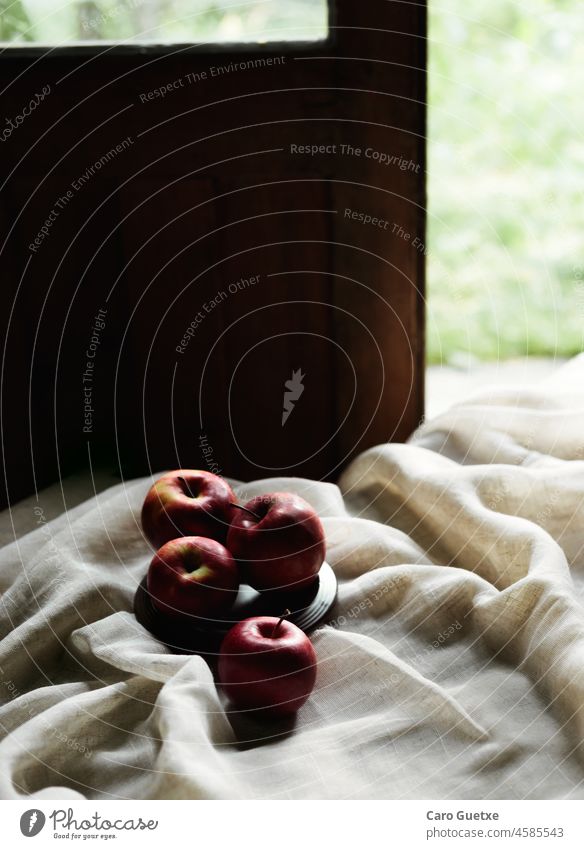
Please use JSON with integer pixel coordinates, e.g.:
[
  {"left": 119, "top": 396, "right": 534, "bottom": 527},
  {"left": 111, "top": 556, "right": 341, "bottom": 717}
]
[{"left": 2, "top": 356, "right": 584, "bottom": 799}]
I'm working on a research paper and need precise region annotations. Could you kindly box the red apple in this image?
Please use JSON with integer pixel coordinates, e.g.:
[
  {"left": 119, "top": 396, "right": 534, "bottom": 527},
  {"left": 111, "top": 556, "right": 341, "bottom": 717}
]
[
  {"left": 218, "top": 615, "right": 317, "bottom": 716},
  {"left": 141, "top": 469, "right": 236, "bottom": 549},
  {"left": 147, "top": 536, "right": 239, "bottom": 619},
  {"left": 227, "top": 492, "right": 325, "bottom": 592}
]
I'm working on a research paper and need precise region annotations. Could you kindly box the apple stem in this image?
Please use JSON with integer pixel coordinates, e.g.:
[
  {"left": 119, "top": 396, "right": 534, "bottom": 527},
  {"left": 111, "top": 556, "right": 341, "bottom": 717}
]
[
  {"left": 271, "top": 609, "right": 291, "bottom": 638},
  {"left": 230, "top": 502, "right": 262, "bottom": 521},
  {"left": 178, "top": 476, "right": 197, "bottom": 498}
]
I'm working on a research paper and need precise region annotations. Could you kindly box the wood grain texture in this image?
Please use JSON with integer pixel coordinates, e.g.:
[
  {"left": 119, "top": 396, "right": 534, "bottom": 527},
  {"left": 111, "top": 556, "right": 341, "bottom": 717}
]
[{"left": 0, "top": 0, "right": 426, "bottom": 506}]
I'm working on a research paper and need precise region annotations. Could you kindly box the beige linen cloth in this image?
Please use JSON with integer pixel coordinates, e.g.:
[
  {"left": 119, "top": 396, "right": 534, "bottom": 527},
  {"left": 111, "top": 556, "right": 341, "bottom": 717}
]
[{"left": 2, "top": 356, "right": 584, "bottom": 800}]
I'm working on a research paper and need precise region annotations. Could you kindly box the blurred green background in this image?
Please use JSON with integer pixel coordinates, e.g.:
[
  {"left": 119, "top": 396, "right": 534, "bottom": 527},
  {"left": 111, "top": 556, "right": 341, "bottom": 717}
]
[
  {"left": 0, "top": 0, "right": 327, "bottom": 43},
  {"left": 428, "top": 0, "right": 584, "bottom": 363}
]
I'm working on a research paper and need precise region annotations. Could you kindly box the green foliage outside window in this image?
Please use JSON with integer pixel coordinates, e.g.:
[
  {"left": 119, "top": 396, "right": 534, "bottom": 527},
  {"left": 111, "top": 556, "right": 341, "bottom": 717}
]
[{"left": 428, "top": 0, "right": 584, "bottom": 362}]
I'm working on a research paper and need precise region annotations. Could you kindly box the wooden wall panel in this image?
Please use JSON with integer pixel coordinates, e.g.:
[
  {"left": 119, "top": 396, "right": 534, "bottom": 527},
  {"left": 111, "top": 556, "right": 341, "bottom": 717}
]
[{"left": 0, "top": 0, "right": 426, "bottom": 505}]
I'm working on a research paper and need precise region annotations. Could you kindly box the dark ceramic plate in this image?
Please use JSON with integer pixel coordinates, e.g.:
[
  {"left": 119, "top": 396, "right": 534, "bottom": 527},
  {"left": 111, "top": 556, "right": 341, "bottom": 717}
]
[{"left": 133, "top": 562, "right": 337, "bottom": 657}]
